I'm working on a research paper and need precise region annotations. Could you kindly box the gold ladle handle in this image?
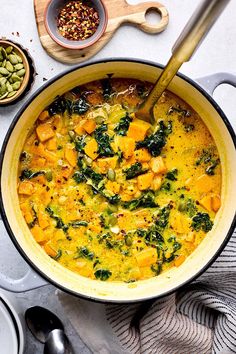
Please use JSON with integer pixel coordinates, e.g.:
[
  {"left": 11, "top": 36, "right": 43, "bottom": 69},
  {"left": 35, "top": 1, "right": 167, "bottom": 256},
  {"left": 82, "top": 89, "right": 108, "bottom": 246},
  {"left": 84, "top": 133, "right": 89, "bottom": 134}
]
[{"left": 136, "top": 0, "right": 231, "bottom": 122}]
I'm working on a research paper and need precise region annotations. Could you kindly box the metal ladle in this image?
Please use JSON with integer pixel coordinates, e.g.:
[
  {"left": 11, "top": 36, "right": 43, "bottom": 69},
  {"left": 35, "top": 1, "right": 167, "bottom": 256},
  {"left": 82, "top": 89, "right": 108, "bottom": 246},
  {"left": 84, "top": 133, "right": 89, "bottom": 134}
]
[{"left": 136, "top": 0, "right": 231, "bottom": 122}]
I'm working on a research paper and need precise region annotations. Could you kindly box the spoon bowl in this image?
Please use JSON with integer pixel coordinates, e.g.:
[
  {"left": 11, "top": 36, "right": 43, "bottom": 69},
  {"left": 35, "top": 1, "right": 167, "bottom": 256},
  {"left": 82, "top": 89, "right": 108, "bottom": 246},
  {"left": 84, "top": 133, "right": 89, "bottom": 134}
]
[
  {"left": 25, "top": 306, "right": 64, "bottom": 343},
  {"left": 44, "top": 329, "right": 74, "bottom": 354}
]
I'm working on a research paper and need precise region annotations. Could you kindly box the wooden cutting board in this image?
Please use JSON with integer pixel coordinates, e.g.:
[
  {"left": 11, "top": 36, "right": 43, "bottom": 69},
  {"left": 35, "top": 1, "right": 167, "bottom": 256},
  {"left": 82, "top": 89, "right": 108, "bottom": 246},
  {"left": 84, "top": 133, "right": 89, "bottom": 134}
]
[{"left": 34, "top": 0, "right": 169, "bottom": 64}]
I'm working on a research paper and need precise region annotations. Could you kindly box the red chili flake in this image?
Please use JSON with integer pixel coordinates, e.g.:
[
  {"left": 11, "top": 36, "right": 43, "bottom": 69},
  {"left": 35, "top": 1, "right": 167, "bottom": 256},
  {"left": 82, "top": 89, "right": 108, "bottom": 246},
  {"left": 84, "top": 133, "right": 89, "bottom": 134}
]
[{"left": 57, "top": 1, "right": 100, "bottom": 41}]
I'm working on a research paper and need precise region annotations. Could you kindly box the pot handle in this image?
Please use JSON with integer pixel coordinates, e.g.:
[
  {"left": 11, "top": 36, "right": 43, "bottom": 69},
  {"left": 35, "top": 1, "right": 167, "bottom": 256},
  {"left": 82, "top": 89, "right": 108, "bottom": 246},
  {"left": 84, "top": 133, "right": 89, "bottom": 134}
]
[
  {"left": 0, "top": 268, "right": 48, "bottom": 293},
  {"left": 196, "top": 72, "right": 236, "bottom": 95},
  {"left": 0, "top": 218, "right": 48, "bottom": 293}
]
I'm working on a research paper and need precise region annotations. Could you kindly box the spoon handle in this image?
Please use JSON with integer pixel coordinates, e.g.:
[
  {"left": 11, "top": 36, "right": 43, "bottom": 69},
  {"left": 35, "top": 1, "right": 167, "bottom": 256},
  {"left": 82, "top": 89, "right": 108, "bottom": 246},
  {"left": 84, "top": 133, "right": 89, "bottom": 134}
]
[
  {"left": 136, "top": 0, "right": 230, "bottom": 122},
  {"left": 172, "top": 0, "right": 230, "bottom": 62}
]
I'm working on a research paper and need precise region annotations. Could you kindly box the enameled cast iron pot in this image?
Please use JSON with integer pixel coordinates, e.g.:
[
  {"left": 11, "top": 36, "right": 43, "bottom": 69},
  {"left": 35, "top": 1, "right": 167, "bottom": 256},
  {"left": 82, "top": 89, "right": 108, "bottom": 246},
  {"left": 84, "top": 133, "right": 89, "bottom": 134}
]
[{"left": 0, "top": 59, "right": 236, "bottom": 303}]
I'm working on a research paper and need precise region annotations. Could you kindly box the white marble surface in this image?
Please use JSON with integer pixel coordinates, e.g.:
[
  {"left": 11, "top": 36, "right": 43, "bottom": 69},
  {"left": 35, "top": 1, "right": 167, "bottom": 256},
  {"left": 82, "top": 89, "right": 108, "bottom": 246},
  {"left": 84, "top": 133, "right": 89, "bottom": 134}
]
[{"left": 0, "top": 0, "right": 235, "bottom": 353}]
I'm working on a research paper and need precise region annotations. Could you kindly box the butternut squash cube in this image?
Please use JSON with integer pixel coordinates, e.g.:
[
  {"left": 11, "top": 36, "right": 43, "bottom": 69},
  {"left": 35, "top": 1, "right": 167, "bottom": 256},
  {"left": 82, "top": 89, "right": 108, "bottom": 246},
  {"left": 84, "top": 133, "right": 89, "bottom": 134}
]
[
  {"left": 151, "top": 175, "right": 162, "bottom": 191},
  {"left": 36, "top": 123, "right": 55, "bottom": 142},
  {"left": 195, "top": 174, "right": 214, "bottom": 194},
  {"left": 150, "top": 156, "right": 167, "bottom": 174},
  {"left": 31, "top": 225, "right": 47, "bottom": 243},
  {"left": 47, "top": 137, "right": 57, "bottom": 151},
  {"left": 30, "top": 156, "right": 46, "bottom": 168},
  {"left": 135, "top": 248, "right": 157, "bottom": 267},
  {"left": 170, "top": 211, "right": 190, "bottom": 234},
  {"left": 38, "top": 110, "right": 49, "bottom": 121},
  {"left": 105, "top": 181, "right": 120, "bottom": 194},
  {"left": 134, "top": 148, "right": 151, "bottom": 162},
  {"left": 64, "top": 145, "right": 77, "bottom": 167},
  {"left": 96, "top": 156, "right": 118, "bottom": 173},
  {"left": 174, "top": 255, "right": 186, "bottom": 267},
  {"left": 74, "top": 124, "right": 86, "bottom": 135},
  {"left": 127, "top": 119, "right": 151, "bottom": 141},
  {"left": 115, "top": 136, "right": 135, "bottom": 159},
  {"left": 199, "top": 195, "right": 212, "bottom": 212},
  {"left": 52, "top": 115, "right": 63, "bottom": 132},
  {"left": 38, "top": 210, "right": 50, "bottom": 229},
  {"left": 137, "top": 172, "right": 154, "bottom": 190},
  {"left": 18, "top": 181, "right": 34, "bottom": 195},
  {"left": 44, "top": 243, "right": 57, "bottom": 258},
  {"left": 20, "top": 202, "right": 34, "bottom": 224},
  {"left": 82, "top": 119, "right": 96, "bottom": 134},
  {"left": 84, "top": 139, "right": 98, "bottom": 160},
  {"left": 212, "top": 195, "right": 221, "bottom": 212}
]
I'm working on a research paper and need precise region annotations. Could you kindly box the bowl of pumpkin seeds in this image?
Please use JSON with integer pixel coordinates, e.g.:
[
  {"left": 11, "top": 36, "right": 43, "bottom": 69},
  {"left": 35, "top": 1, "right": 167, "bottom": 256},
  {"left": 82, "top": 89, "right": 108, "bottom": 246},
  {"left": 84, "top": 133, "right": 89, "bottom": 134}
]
[{"left": 0, "top": 40, "right": 30, "bottom": 104}]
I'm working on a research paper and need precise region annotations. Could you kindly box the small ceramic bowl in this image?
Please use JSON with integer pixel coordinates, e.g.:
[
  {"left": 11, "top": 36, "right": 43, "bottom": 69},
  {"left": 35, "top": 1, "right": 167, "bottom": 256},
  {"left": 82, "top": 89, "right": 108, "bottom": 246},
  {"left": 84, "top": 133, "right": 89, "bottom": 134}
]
[
  {"left": 0, "top": 40, "right": 30, "bottom": 105},
  {"left": 44, "top": 0, "right": 108, "bottom": 50}
]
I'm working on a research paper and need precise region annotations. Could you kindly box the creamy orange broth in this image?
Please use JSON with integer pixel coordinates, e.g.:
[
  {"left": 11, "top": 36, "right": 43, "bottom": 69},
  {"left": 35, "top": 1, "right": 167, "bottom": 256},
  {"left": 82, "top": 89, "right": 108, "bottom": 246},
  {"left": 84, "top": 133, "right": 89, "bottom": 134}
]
[{"left": 18, "top": 79, "right": 221, "bottom": 282}]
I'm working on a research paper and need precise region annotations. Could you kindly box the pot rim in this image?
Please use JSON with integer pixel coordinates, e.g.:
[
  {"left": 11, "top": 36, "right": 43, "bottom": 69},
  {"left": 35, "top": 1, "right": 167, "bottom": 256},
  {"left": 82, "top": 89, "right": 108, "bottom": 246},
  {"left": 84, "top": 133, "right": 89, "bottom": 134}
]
[{"left": 0, "top": 58, "right": 236, "bottom": 303}]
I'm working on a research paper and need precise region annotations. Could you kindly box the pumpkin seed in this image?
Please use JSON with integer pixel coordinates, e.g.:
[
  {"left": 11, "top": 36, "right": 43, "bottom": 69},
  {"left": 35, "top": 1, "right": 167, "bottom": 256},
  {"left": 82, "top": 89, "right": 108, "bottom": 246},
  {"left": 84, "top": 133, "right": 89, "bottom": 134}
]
[
  {"left": 15, "top": 54, "right": 23, "bottom": 63},
  {"left": 12, "top": 81, "right": 21, "bottom": 90},
  {"left": 0, "top": 47, "right": 7, "bottom": 59},
  {"left": 0, "top": 67, "right": 9, "bottom": 75},
  {"left": 6, "top": 82, "right": 13, "bottom": 93},
  {"left": 8, "top": 54, "right": 18, "bottom": 65},
  {"left": 125, "top": 235, "right": 133, "bottom": 246},
  {"left": 45, "top": 170, "right": 53, "bottom": 182},
  {"left": 14, "top": 63, "right": 24, "bottom": 71},
  {"left": 7, "top": 91, "right": 17, "bottom": 98},
  {"left": 107, "top": 168, "right": 116, "bottom": 181},
  {"left": 11, "top": 73, "right": 21, "bottom": 82},
  {"left": 109, "top": 214, "right": 117, "bottom": 226},
  {"left": 0, "top": 77, "right": 7, "bottom": 86},
  {"left": 0, "top": 92, "right": 8, "bottom": 99},
  {"left": 0, "top": 84, "right": 6, "bottom": 94},
  {"left": 16, "top": 69, "right": 25, "bottom": 77},
  {"left": 6, "top": 46, "right": 13, "bottom": 54},
  {"left": 6, "top": 61, "right": 14, "bottom": 72}
]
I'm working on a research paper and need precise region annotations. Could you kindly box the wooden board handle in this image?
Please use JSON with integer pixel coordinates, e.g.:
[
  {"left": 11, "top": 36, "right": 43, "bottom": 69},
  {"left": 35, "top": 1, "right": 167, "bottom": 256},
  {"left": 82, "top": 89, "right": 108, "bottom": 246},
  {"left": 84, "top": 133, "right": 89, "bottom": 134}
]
[{"left": 112, "top": 1, "right": 169, "bottom": 34}]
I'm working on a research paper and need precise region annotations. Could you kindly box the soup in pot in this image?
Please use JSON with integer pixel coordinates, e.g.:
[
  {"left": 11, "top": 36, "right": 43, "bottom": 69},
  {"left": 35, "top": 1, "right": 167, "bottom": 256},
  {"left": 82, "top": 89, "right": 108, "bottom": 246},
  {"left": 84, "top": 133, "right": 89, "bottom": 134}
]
[{"left": 18, "top": 78, "right": 221, "bottom": 282}]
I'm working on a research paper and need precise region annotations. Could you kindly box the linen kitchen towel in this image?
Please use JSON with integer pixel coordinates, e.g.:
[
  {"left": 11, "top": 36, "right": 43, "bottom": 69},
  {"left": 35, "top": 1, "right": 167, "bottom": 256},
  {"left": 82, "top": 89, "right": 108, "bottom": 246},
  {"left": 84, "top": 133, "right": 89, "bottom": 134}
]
[{"left": 58, "top": 229, "right": 236, "bottom": 354}]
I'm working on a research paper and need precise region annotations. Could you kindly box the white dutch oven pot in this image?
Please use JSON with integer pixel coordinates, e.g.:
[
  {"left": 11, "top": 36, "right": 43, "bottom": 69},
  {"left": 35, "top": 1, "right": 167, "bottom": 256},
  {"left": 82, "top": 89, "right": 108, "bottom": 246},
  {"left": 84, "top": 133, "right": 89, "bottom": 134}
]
[{"left": 0, "top": 59, "right": 235, "bottom": 303}]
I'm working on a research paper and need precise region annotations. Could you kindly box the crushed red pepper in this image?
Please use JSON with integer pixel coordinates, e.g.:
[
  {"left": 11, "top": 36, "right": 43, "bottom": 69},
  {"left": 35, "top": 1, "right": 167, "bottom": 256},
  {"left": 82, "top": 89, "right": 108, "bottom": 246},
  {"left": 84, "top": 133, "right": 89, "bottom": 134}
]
[{"left": 57, "top": 1, "right": 100, "bottom": 41}]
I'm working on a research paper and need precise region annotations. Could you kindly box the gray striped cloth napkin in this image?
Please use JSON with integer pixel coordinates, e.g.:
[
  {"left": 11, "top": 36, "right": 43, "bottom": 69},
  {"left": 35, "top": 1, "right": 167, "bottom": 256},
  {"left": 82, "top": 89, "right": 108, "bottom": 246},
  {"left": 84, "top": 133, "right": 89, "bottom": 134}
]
[{"left": 58, "top": 228, "right": 236, "bottom": 354}]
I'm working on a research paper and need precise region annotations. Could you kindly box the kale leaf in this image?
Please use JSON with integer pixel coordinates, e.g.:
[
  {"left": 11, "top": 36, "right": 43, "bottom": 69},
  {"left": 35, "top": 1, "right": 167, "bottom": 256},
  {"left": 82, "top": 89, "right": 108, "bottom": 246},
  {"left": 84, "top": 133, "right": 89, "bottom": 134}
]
[
  {"left": 73, "top": 96, "right": 90, "bottom": 115},
  {"left": 154, "top": 205, "right": 171, "bottom": 229},
  {"left": 94, "top": 124, "right": 114, "bottom": 157},
  {"left": 54, "top": 249, "right": 62, "bottom": 260},
  {"left": 123, "top": 162, "right": 148, "bottom": 180},
  {"left": 178, "top": 197, "right": 197, "bottom": 217},
  {"left": 94, "top": 269, "right": 112, "bottom": 281},
  {"left": 70, "top": 221, "right": 88, "bottom": 227},
  {"left": 48, "top": 97, "right": 69, "bottom": 116},
  {"left": 101, "top": 79, "right": 113, "bottom": 100},
  {"left": 191, "top": 212, "right": 213, "bottom": 232},
  {"left": 114, "top": 113, "right": 132, "bottom": 136},
  {"left": 166, "top": 168, "right": 178, "bottom": 181},
  {"left": 19, "top": 169, "right": 45, "bottom": 181},
  {"left": 45, "top": 207, "right": 69, "bottom": 233},
  {"left": 74, "top": 135, "right": 86, "bottom": 153},
  {"left": 196, "top": 148, "right": 220, "bottom": 175},
  {"left": 123, "top": 191, "right": 158, "bottom": 211},
  {"left": 136, "top": 121, "right": 172, "bottom": 157},
  {"left": 75, "top": 246, "right": 94, "bottom": 260}
]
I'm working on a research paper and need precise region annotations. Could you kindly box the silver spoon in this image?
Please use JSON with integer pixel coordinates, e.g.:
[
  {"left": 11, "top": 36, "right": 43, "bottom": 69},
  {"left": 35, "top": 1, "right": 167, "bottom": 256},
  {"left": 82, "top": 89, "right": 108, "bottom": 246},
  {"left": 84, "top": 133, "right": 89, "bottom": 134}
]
[
  {"left": 25, "top": 306, "right": 64, "bottom": 343},
  {"left": 44, "top": 329, "right": 74, "bottom": 354},
  {"left": 136, "top": 0, "right": 230, "bottom": 122}
]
